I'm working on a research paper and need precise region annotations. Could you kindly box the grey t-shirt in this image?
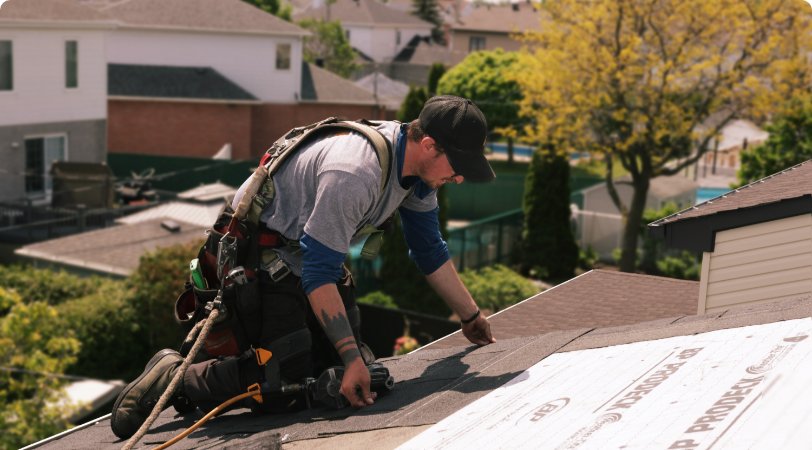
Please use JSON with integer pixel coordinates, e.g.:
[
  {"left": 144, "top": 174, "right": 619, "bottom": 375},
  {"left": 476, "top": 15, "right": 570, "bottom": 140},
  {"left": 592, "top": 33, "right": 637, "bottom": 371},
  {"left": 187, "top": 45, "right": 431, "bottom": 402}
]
[{"left": 233, "top": 121, "right": 437, "bottom": 275}]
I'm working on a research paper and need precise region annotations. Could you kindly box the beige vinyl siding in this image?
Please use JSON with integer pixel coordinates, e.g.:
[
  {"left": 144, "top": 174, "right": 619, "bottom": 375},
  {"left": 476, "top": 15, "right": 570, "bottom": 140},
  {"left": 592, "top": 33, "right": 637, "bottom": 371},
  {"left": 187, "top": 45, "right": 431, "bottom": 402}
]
[{"left": 700, "top": 213, "right": 812, "bottom": 313}]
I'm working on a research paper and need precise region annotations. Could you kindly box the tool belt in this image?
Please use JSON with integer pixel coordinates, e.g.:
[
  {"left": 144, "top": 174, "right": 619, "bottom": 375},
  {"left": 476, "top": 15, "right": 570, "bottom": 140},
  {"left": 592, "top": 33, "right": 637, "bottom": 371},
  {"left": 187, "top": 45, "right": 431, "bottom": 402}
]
[{"left": 174, "top": 208, "right": 289, "bottom": 358}]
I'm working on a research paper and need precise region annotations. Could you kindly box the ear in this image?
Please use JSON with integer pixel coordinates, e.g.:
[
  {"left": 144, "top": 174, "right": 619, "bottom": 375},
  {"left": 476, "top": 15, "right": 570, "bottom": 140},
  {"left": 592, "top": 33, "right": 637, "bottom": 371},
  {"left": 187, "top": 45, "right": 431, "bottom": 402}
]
[{"left": 420, "top": 136, "right": 436, "bottom": 154}]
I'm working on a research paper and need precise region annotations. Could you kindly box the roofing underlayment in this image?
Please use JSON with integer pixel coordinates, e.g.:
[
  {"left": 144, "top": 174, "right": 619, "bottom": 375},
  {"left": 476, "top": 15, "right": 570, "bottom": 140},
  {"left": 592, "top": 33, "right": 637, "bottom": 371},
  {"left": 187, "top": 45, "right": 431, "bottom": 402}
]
[{"left": 32, "top": 280, "right": 812, "bottom": 449}]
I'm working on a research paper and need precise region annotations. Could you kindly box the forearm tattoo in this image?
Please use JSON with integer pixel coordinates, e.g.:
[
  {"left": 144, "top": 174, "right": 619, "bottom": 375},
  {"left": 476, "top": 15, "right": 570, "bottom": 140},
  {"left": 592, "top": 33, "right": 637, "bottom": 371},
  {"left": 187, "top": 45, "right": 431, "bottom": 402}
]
[{"left": 319, "top": 310, "right": 362, "bottom": 366}]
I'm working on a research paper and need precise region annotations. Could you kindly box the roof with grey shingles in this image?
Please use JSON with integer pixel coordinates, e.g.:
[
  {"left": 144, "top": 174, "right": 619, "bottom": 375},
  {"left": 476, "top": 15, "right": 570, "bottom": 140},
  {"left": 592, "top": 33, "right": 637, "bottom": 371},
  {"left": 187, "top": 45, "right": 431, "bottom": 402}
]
[
  {"left": 653, "top": 160, "right": 812, "bottom": 225},
  {"left": 33, "top": 278, "right": 812, "bottom": 449},
  {"left": 15, "top": 217, "right": 205, "bottom": 276},
  {"left": 115, "top": 201, "right": 225, "bottom": 228},
  {"left": 294, "top": 0, "right": 433, "bottom": 27},
  {"left": 108, "top": 64, "right": 258, "bottom": 101},
  {"left": 427, "top": 269, "right": 699, "bottom": 349},
  {"left": 452, "top": 1, "right": 542, "bottom": 34},
  {"left": 85, "top": 0, "right": 307, "bottom": 36},
  {"left": 301, "top": 62, "right": 377, "bottom": 104},
  {"left": 0, "top": 0, "right": 112, "bottom": 22}
]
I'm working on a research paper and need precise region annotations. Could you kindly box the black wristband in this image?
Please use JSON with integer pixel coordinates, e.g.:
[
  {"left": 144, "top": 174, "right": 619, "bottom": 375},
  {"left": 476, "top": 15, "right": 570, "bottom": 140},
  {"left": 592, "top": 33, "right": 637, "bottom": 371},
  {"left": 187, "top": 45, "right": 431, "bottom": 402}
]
[{"left": 461, "top": 309, "right": 480, "bottom": 325}]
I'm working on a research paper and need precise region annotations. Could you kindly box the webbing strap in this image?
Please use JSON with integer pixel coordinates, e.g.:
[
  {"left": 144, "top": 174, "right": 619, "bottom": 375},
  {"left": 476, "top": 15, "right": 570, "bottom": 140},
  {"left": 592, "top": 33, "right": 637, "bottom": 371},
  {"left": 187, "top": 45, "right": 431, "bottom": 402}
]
[{"left": 264, "top": 118, "right": 393, "bottom": 194}]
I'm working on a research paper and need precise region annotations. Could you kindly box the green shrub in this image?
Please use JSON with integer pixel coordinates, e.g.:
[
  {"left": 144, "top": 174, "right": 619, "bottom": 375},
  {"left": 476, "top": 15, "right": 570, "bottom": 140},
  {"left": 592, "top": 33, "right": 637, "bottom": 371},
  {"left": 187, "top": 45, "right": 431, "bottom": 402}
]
[
  {"left": 459, "top": 264, "right": 541, "bottom": 313},
  {"left": 0, "top": 265, "right": 103, "bottom": 306},
  {"left": 127, "top": 242, "right": 199, "bottom": 353},
  {"left": 357, "top": 291, "right": 398, "bottom": 309},
  {"left": 56, "top": 282, "right": 147, "bottom": 380},
  {"left": 656, "top": 251, "right": 701, "bottom": 281}
]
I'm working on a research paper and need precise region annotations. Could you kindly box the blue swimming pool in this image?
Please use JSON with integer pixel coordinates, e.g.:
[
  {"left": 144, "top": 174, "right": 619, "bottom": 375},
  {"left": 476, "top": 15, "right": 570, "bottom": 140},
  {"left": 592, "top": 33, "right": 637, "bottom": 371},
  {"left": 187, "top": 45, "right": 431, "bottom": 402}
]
[{"left": 696, "top": 187, "right": 731, "bottom": 204}]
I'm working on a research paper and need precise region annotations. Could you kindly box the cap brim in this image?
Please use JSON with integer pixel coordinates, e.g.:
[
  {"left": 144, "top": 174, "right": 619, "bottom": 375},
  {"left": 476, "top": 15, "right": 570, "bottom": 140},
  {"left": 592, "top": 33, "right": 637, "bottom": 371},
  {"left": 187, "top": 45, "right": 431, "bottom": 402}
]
[{"left": 445, "top": 146, "right": 496, "bottom": 183}]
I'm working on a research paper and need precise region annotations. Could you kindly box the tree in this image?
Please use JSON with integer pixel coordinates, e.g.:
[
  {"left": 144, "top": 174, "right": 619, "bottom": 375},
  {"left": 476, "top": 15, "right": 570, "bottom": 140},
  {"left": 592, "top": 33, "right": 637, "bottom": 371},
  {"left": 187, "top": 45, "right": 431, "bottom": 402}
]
[
  {"left": 427, "top": 63, "right": 445, "bottom": 96},
  {"left": 411, "top": 0, "right": 444, "bottom": 44},
  {"left": 738, "top": 95, "right": 812, "bottom": 185},
  {"left": 298, "top": 19, "right": 358, "bottom": 78},
  {"left": 438, "top": 49, "right": 523, "bottom": 164},
  {"left": 0, "top": 289, "right": 81, "bottom": 450},
  {"left": 515, "top": 0, "right": 812, "bottom": 272},
  {"left": 520, "top": 149, "right": 579, "bottom": 281},
  {"left": 242, "top": 0, "right": 292, "bottom": 21}
]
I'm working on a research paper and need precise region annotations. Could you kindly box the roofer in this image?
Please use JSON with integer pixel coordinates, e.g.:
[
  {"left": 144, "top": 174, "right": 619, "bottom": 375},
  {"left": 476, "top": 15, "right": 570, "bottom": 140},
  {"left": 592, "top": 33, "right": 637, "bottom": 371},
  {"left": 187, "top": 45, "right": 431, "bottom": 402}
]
[{"left": 110, "top": 95, "right": 497, "bottom": 440}]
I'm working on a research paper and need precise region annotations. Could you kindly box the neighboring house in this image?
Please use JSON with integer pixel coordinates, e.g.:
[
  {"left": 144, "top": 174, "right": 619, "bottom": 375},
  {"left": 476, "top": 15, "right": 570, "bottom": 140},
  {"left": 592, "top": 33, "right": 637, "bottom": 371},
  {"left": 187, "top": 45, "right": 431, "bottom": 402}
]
[
  {"left": 574, "top": 175, "right": 698, "bottom": 259},
  {"left": 294, "top": 0, "right": 434, "bottom": 64},
  {"left": 14, "top": 182, "right": 234, "bottom": 276},
  {"left": 698, "top": 119, "right": 769, "bottom": 178},
  {"left": 446, "top": 1, "right": 541, "bottom": 65},
  {"left": 34, "top": 266, "right": 812, "bottom": 448},
  {"left": 354, "top": 70, "right": 409, "bottom": 115},
  {"left": 649, "top": 159, "right": 812, "bottom": 315},
  {"left": 0, "top": 0, "right": 114, "bottom": 204}
]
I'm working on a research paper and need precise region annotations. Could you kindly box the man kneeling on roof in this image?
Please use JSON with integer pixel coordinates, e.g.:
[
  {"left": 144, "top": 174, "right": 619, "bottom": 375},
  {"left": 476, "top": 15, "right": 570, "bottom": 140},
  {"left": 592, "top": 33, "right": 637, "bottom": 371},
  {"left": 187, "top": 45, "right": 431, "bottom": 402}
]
[{"left": 110, "top": 95, "right": 497, "bottom": 439}]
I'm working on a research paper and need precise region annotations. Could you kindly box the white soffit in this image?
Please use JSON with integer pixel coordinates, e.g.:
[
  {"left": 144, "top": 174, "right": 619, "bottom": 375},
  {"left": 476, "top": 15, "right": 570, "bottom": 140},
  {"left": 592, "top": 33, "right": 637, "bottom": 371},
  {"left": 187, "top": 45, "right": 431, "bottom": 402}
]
[{"left": 400, "top": 318, "right": 812, "bottom": 450}]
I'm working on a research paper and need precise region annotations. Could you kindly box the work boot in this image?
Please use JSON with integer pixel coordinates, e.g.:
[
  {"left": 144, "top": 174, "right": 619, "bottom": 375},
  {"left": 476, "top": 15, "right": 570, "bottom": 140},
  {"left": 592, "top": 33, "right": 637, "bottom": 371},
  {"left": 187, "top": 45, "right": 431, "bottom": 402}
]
[{"left": 110, "top": 349, "right": 187, "bottom": 439}]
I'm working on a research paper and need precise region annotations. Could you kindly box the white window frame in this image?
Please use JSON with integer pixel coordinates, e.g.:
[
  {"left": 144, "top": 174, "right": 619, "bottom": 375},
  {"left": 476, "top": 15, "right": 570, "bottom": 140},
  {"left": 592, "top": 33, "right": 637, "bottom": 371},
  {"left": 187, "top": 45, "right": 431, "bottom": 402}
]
[{"left": 24, "top": 133, "right": 69, "bottom": 201}]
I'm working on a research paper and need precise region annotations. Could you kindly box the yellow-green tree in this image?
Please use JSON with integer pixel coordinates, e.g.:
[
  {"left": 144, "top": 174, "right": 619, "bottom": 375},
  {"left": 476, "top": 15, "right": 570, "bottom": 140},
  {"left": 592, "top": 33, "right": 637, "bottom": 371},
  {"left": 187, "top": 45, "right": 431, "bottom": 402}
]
[{"left": 515, "top": 0, "right": 812, "bottom": 272}]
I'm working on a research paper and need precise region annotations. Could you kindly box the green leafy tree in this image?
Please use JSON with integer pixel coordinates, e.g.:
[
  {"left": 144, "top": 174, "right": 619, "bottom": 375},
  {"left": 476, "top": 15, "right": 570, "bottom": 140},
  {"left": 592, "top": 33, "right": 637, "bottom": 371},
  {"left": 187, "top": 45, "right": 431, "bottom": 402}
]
[
  {"left": 411, "top": 0, "right": 444, "bottom": 44},
  {"left": 127, "top": 243, "right": 199, "bottom": 353},
  {"left": 242, "top": 0, "right": 292, "bottom": 21},
  {"left": 397, "top": 85, "right": 428, "bottom": 122},
  {"left": 520, "top": 149, "right": 579, "bottom": 281},
  {"left": 0, "top": 289, "right": 81, "bottom": 450},
  {"left": 738, "top": 95, "right": 812, "bottom": 185},
  {"left": 438, "top": 49, "right": 523, "bottom": 164},
  {"left": 298, "top": 19, "right": 358, "bottom": 78},
  {"left": 427, "top": 63, "right": 445, "bottom": 96},
  {"left": 516, "top": 0, "right": 812, "bottom": 272},
  {"left": 458, "top": 265, "right": 540, "bottom": 313}
]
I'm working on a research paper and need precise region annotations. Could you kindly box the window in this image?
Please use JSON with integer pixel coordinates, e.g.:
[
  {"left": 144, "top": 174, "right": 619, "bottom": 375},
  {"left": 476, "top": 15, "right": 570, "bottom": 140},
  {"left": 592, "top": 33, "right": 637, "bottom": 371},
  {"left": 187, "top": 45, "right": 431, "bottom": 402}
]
[
  {"left": 469, "top": 36, "right": 486, "bottom": 52},
  {"left": 25, "top": 136, "right": 66, "bottom": 196},
  {"left": 0, "top": 40, "right": 11, "bottom": 91},
  {"left": 276, "top": 43, "right": 291, "bottom": 70},
  {"left": 66, "top": 40, "right": 78, "bottom": 88}
]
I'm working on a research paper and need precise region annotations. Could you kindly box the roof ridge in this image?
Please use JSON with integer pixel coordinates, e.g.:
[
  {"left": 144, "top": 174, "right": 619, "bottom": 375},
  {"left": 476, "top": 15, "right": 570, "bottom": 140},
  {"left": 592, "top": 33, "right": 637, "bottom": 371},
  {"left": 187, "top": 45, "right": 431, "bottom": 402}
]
[{"left": 591, "top": 269, "right": 700, "bottom": 284}]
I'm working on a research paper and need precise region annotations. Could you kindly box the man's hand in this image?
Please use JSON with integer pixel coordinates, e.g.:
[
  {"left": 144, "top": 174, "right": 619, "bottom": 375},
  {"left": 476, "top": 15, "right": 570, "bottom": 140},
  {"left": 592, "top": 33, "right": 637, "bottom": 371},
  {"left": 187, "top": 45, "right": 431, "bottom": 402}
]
[
  {"left": 462, "top": 313, "right": 495, "bottom": 346},
  {"left": 340, "top": 358, "right": 376, "bottom": 408}
]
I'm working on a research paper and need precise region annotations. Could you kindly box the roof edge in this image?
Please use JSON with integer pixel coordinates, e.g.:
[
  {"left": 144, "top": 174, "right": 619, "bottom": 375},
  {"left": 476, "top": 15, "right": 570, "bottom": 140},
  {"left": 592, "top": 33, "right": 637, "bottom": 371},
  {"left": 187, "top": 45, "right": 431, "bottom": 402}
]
[
  {"left": 0, "top": 19, "right": 117, "bottom": 29},
  {"left": 116, "top": 23, "right": 308, "bottom": 37},
  {"left": 648, "top": 194, "right": 812, "bottom": 252},
  {"left": 108, "top": 95, "right": 262, "bottom": 105}
]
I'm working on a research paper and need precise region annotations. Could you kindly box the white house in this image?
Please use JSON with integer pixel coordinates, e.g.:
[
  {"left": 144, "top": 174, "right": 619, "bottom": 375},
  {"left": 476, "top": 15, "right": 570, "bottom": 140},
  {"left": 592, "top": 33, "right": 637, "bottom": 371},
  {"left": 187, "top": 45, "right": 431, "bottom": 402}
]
[
  {"left": 98, "top": 0, "right": 307, "bottom": 103},
  {"left": 0, "top": 0, "right": 114, "bottom": 204},
  {"left": 294, "top": 0, "right": 434, "bottom": 64}
]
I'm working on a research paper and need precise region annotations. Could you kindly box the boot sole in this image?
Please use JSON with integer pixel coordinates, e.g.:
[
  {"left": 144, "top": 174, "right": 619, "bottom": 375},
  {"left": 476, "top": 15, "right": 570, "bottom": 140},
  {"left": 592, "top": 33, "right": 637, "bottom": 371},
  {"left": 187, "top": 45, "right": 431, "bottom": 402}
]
[{"left": 111, "top": 349, "right": 179, "bottom": 438}]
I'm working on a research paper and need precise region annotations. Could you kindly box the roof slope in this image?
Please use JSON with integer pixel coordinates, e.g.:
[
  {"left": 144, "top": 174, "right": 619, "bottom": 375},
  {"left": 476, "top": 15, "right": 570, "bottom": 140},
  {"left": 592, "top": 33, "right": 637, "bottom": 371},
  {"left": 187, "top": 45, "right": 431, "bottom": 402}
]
[
  {"left": 0, "top": 0, "right": 111, "bottom": 22},
  {"left": 649, "top": 159, "right": 812, "bottom": 251},
  {"left": 654, "top": 160, "right": 812, "bottom": 225},
  {"left": 428, "top": 269, "right": 698, "bottom": 349},
  {"left": 89, "top": 0, "right": 306, "bottom": 35},
  {"left": 35, "top": 290, "right": 812, "bottom": 449},
  {"left": 107, "top": 64, "right": 256, "bottom": 101},
  {"left": 109, "top": 64, "right": 258, "bottom": 101},
  {"left": 15, "top": 217, "right": 205, "bottom": 276},
  {"left": 300, "top": 62, "right": 377, "bottom": 104},
  {"left": 294, "top": 0, "right": 432, "bottom": 27},
  {"left": 452, "top": 2, "right": 542, "bottom": 33}
]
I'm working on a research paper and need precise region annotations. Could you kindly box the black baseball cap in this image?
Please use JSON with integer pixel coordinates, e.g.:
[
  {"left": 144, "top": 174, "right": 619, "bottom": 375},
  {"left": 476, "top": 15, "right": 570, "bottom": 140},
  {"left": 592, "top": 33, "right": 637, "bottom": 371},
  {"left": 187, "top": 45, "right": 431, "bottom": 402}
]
[{"left": 418, "top": 95, "right": 496, "bottom": 182}]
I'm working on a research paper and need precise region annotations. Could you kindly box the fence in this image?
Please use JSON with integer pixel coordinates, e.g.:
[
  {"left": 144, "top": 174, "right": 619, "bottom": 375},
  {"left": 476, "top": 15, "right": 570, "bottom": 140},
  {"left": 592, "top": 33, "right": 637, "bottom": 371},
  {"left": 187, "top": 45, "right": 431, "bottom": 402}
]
[
  {"left": 571, "top": 208, "right": 624, "bottom": 261},
  {"left": 0, "top": 201, "right": 156, "bottom": 244},
  {"left": 446, "top": 209, "right": 524, "bottom": 271}
]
